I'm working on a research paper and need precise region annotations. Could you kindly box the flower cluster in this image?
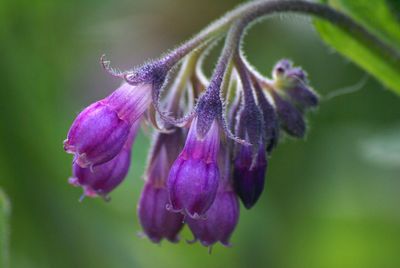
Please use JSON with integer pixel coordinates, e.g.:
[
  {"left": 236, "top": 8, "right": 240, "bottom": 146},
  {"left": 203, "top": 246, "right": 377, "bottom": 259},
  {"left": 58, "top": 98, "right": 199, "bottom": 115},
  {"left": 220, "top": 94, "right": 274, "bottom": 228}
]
[{"left": 64, "top": 4, "right": 319, "bottom": 250}]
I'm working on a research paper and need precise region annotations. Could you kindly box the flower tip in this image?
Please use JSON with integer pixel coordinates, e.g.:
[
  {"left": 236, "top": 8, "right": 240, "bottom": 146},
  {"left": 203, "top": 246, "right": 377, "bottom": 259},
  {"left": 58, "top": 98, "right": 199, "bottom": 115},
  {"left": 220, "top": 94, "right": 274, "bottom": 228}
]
[
  {"left": 68, "top": 177, "right": 80, "bottom": 187},
  {"left": 63, "top": 139, "right": 74, "bottom": 153},
  {"left": 185, "top": 210, "right": 207, "bottom": 220},
  {"left": 242, "top": 200, "right": 256, "bottom": 210},
  {"left": 83, "top": 187, "right": 98, "bottom": 198},
  {"left": 77, "top": 185, "right": 98, "bottom": 202},
  {"left": 137, "top": 231, "right": 162, "bottom": 244},
  {"left": 221, "top": 240, "right": 232, "bottom": 248},
  {"left": 165, "top": 203, "right": 182, "bottom": 214}
]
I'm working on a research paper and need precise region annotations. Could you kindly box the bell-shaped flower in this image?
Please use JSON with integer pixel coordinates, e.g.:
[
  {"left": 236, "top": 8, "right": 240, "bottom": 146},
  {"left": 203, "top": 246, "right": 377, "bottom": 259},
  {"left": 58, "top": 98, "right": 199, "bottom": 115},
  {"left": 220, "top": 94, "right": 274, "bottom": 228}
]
[
  {"left": 64, "top": 82, "right": 152, "bottom": 168},
  {"left": 186, "top": 182, "right": 239, "bottom": 247},
  {"left": 167, "top": 117, "right": 220, "bottom": 219},
  {"left": 233, "top": 142, "right": 267, "bottom": 209},
  {"left": 68, "top": 121, "right": 140, "bottom": 199},
  {"left": 138, "top": 129, "right": 186, "bottom": 243}
]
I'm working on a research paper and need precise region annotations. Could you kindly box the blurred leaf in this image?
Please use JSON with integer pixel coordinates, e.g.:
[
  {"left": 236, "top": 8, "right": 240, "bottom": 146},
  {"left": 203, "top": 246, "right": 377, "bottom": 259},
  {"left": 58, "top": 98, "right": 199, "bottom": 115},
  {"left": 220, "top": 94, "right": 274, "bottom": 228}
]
[
  {"left": 386, "top": 0, "right": 400, "bottom": 23},
  {"left": 359, "top": 126, "right": 400, "bottom": 169},
  {"left": 314, "top": 0, "right": 400, "bottom": 94},
  {"left": 0, "top": 189, "right": 10, "bottom": 268}
]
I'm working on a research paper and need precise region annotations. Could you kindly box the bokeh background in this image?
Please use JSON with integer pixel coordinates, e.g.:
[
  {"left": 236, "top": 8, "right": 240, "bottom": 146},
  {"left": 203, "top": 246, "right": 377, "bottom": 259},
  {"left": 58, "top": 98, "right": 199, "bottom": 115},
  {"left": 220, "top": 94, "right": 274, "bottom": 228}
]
[{"left": 0, "top": 0, "right": 399, "bottom": 267}]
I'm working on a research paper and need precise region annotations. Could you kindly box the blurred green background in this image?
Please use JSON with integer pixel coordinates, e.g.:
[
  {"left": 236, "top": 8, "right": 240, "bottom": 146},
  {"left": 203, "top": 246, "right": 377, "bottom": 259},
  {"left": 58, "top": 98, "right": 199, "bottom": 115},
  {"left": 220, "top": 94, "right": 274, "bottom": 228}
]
[{"left": 0, "top": 0, "right": 399, "bottom": 267}]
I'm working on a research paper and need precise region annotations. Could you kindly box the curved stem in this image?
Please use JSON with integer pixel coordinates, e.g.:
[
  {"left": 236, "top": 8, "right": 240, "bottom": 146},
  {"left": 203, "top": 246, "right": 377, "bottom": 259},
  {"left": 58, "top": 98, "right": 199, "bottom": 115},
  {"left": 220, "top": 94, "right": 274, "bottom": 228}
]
[
  {"left": 160, "top": 0, "right": 399, "bottom": 70},
  {"left": 234, "top": 53, "right": 257, "bottom": 107},
  {"left": 194, "top": 23, "right": 249, "bottom": 144}
]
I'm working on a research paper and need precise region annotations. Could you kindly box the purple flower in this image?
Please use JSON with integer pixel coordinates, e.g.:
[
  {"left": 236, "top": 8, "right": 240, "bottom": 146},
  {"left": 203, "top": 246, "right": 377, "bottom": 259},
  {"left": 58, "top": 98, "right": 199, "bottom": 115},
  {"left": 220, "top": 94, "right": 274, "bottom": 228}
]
[
  {"left": 253, "top": 81, "right": 280, "bottom": 153},
  {"left": 64, "top": 82, "right": 151, "bottom": 168},
  {"left": 167, "top": 117, "right": 220, "bottom": 219},
  {"left": 138, "top": 129, "right": 186, "bottom": 243},
  {"left": 68, "top": 121, "right": 140, "bottom": 199},
  {"left": 273, "top": 59, "right": 319, "bottom": 110},
  {"left": 138, "top": 182, "right": 184, "bottom": 243},
  {"left": 233, "top": 143, "right": 267, "bottom": 209},
  {"left": 272, "top": 92, "right": 306, "bottom": 138},
  {"left": 186, "top": 183, "right": 239, "bottom": 247},
  {"left": 286, "top": 84, "right": 319, "bottom": 110},
  {"left": 146, "top": 130, "right": 186, "bottom": 181}
]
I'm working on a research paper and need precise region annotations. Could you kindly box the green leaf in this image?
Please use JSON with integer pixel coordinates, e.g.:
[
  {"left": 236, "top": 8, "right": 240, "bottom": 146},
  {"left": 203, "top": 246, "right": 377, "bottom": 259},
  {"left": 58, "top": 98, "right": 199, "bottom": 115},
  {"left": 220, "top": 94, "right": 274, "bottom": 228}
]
[
  {"left": 0, "top": 189, "right": 10, "bottom": 268},
  {"left": 314, "top": 0, "right": 400, "bottom": 95}
]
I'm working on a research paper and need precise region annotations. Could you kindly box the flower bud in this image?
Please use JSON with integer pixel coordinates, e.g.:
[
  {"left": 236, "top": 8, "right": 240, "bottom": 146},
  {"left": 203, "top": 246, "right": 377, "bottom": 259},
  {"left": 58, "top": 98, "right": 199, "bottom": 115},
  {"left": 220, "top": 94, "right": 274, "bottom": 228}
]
[
  {"left": 253, "top": 82, "right": 280, "bottom": 153},
  {"left": 146, "top": 129, "right": 186, "bottom": 184},
  {"left": 64, "top": 82, "right": 151, "bottom": 168},
  {"left": 273, "top": 59, "right": 319, "bottom": 110},
  {"left": 68, "top": 122, "right": 140, "bottom": 199},
  {"left": 286, "top": 83, "right": 319, "bottom": 110},
  {"left": 186, "top": 183, "right": 239, "bottom": 247},
  {"left": 138, "top": 182, "right": 184, "bottom": 243},
  {"left": 138, "top": 129, "right": 186, "bottom": 243},
  {"left": 233, "top": 143, "right": 267, "bottom": 209},
  {"left": 167, "top": 117, "right": 220, "bottom": 219},
  {"left": 272, "top": 92, "right": 306, "bottom": 138}
]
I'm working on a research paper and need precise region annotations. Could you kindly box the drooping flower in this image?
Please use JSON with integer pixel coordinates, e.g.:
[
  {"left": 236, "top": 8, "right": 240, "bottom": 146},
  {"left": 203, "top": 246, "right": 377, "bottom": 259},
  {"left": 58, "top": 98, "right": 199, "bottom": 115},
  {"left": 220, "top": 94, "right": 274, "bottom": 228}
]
[
  {"left": 186, "top": 182, "right": 239, "bottom": 247},
  {"left": 64, "top": 82, "right": 152, "bottom": 168},
  {"left": 253, "top": 81, "right": 280, "bottom": 153},
  {"left": 186, "top": 145, "right": 239, "bottom": 247},
  {"left": 138, "top": 182, "right": 184, "bottom": 243},
  {"left": 68, "top": 120, "right": 140, "bottom": 199},
  {"left": 268, "top": 59, "right": 320, "bottom": 138},
  {"left": 232, "top": 56, "right": 269, "bottom": 209},
  {"left": 233, "top": 143, "right": 267, "bottom": 209},
  {"left": 167, "top": 117, "right": 220, "bottom": 219},
  {"left": 273, "top": 59, "right": 319, "bottom": 110},
  {"left": 138, "top": 129, "right": 186, "bottom": 243},
  {"left": 272, "top": 91, "right": 306, "bottom": 138}
]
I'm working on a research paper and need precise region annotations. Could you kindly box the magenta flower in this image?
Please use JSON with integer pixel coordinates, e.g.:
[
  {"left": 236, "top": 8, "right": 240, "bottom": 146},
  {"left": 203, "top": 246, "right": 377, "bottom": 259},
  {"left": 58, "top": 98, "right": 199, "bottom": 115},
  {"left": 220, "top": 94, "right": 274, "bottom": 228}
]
[
  {"left": 68, "top": 121, "right": 140, "bottom": 199},
  {"left": 138, "top": 182, "right": 184, "bottom": 243},
  {"left": 167, "top": 117, "right": 220, "bottom": 219},
  {"left": 64, "top": 82, "right": 151, "bottom": 168},
  {"left": 186, "top": 182, "right": 239, "bottom": 247}
]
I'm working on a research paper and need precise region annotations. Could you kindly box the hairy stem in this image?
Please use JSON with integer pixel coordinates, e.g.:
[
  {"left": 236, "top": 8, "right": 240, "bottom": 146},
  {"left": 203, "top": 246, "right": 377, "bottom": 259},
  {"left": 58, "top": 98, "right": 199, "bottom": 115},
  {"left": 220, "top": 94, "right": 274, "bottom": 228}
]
[{"left": 160, "top": 0, "right": 399, "bottom": 70}]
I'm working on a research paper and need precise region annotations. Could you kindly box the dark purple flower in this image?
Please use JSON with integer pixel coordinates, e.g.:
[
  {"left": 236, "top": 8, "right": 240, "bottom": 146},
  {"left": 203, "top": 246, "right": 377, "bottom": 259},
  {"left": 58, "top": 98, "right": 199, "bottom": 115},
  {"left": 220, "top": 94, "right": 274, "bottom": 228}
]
[
  {"left": 253, "top": 81, "right": 280, "bottom": 153},
  {"left": 272, "top": 92, "right": 306, "bottom": 138},
  {"left": 167, "top": 117, "right": 220, "bottom": 219},
  {"left": 64, "top": 82, "right": 152, "bottom": 168},
  {"left": 286, "top": 84, "right": 319, "bottom": 110},
  {"left": 233, "top": 143, "right": 267, "bottom": 209},
  {"left": 138, "top": 182, "right": 184, "bottom": 243},
  {"left": 68, "top": 121, "right": 140, "bottom": 199},
  {"left": 186, "top": 183, "right": 239, "bottom": 247},
  {"left": 146, "top": 129, "right": 186, "bottom": 182},
  {"left": 138, "top": 129, "right": 186, "bottom": 243}
]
